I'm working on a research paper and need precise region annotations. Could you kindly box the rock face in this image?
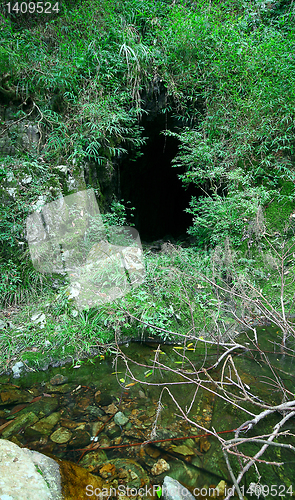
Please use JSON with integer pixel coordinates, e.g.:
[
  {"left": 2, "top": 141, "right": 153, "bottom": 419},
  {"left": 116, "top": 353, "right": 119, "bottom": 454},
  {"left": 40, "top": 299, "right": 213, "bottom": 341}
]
[
  {"left": 0, "top": 120, "right": 40, "bottom": 155},
  {"left": 162, "top": 476, "right": 196, "bottom": 500}
]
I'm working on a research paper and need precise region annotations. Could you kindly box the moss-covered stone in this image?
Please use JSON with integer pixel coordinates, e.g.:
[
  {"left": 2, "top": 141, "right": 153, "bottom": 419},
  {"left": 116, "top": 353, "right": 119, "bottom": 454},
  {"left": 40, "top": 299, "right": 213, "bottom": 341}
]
[{"left": 2, "top": 411, "right": 39, "bottom": 438}]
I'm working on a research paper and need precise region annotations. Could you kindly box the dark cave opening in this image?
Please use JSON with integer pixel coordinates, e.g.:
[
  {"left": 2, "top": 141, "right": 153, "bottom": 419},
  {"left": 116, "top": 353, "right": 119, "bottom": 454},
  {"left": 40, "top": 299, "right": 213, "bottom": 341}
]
[{"left": 118, "top": 113, "right": 199, "bottom": 242}]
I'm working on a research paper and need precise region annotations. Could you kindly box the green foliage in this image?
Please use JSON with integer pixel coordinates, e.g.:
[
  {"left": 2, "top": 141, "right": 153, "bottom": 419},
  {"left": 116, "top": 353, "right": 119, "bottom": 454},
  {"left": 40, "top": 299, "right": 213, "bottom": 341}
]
[
  {"left": 0, "top": 0, "right": 167, "bottom": 163},
  {"left": 0, "top": 158, "right": 58, "bottom": 252},
  {"left": 101, "top": 200, "right": 135, "bottom": 228},
  {"left": 0, "top": 157, "right": 61, "bottom": 307},
  {"left": 161, "top": 2, "right": 295, "bottom": 247},
  {"left": 1, "top": 0, "right": 295, "bottom": 369},
  {"left": 0, "top": 259, "right": 22, "bottom": 306},
  {"left": 186, "top": 188, "right": 271, "bottom": 247}
]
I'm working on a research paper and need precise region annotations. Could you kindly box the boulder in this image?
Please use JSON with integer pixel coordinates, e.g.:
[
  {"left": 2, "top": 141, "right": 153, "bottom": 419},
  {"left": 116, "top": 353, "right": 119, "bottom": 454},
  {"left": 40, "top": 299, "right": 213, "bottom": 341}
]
[
  {"left": 0, "top": 439, "right": 109, "bottom": 500},
  {"left": 0, "top": 439, "right": 62, "bottom": 500}
]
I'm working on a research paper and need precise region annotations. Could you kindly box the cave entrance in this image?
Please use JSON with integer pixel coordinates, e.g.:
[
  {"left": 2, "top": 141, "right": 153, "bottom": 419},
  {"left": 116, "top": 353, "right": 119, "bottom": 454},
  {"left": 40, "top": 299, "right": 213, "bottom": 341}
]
[{"left": 118, "top": 113, "right": 198, "bottom": 242}]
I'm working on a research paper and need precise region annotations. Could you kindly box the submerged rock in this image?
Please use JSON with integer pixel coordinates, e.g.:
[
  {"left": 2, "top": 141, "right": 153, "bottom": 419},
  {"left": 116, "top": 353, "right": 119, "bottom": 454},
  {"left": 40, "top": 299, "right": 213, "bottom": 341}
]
[
  {"left": 171, "top": 444, "right": 195, "bottom": 456},
  {"left": 50, "top": 427, "right": 72, "bottom": 444},
  {"left": 86, "top": 405, "right": 105, "bottom": 418},
  {"left": 98, "top": 434, "right": 111, "bottom": 448},
  {"left": 50, "top": 374, "right": 69, "bottom": 386},
  {"left": 105, "top": 421, "right": 121, "bottom": 439},
  {"left": 166, "top": 461, "right": 202, "bottom": 489},
  {"left": 0, "top": 384, "right": 33, "bottom": 405},
  {"left": 162, "top": 476, "right": 196, "bottom": 500},
  {"left": 44, "top": 382, "right": 72, "bottom": 393},
  {"left": 90, "top": 420, "right": 105, "bottom": 436},
  {"left": 114, "top": 411, "right": 129, "bottom": 426},
  {"left": 103, "top": 403, "right": 118, "bottom": 414},
  {"left": 79, "top": 449, "right": 108, "bottom": 470},
  {"left": 60, "top": 418, "right": 87, "bottom": 430},
  {"left": 145, "top": 445, "right": 161, "bottom": 459},
  {"left": 8, "top": 396, "right": 59, "bottom": 419},
  {"left": 151, "top": 458, "right": 170, "bottom": 476},
  {"left": 2, "top": 411, "right": 39, "bottom": 439},
  {"left": 99, "top": 458, "right": 149, "bottom": 489},
  {"left": 67, "top": 429, "right": 91, "bottom": 449},
  {"left": 28, "top": 412, "right": 61, "bottom": 436}
]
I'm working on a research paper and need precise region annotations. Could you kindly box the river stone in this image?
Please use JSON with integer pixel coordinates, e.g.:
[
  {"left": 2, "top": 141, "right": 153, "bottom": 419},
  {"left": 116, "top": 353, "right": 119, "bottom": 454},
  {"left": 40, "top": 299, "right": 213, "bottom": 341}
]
[
  {"left": 2, "top": 411, "right": 39, "bottom": 439},
  {"left": 60, "top": 418, "right": 87, "bottom": 430},
  {"left": 9, "top": 396, "right": 59, "bottom": 419},
  {"left": 11, "top": 361, "right": 24, "bottom": 378},
  {"left": 114, "top": 411, "right": 129, "bottom": 426},
  {"left": 86, "top": 405, "right": 105, "bottom": 418},
  {"left": 103, "top": 403, "right": 118, "bottom": 414},
  {"left": 98, "top": 434, "right": 111, "bottom": 448},
  {"left": 0, "top": 384, "right": 33, "bottom": 405},
  {"left": 151, "top": 458, "right": 170, "bottom": 476},
  {"left": 50, "top": 374, "right": 68, "bottom": 385},
  {"left": 28, "top": 412, "right": 61, "bottom": 436},
  {"left": 105, "top": 421, "right": 121, "bottom": 439},
  {"left": 145, "top": 445, "right": 161, "bottom": 459},
  {"left": 98, "top": 392, "right": 113, "bottom": 406},
  {"left": 55, "top": 457, "right": 107, "bottom": 499},
  {"left": 0, "top": 439, "right": 62, "bottom": 500},
  {"left": 162, "top": 476, "right": 196, "bottom": 500},
  {"left": 94, "top": 390, "right": 101, "bottom": 404},
  {"left": 171, "top": 444, "right": 195, "bottom": 456},
  {"left": 67, "top": 429, "right": 91, "bottom": 449},
  {"left": 44, "top": 382, "right": 72, "bottom": 393},
  {"left": 90, "top": 420, "right": 105, "bottom": 436},
  {"left": 79, "top": 450, "right": 108, "bottom": 470},
  {"left": 99, "top": 459, "right": 149, "bottom": 489},
  {"left": 50, "top": 427, "right": 72, "bottom": 443}
]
